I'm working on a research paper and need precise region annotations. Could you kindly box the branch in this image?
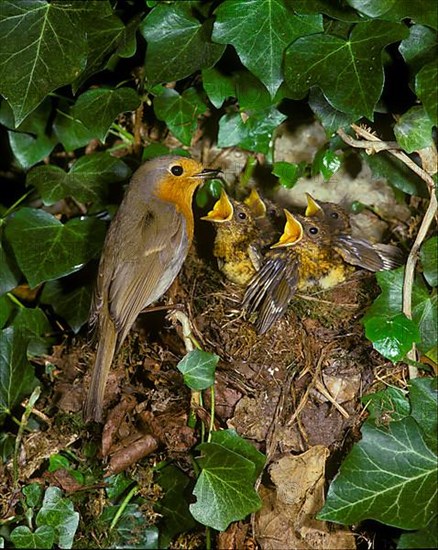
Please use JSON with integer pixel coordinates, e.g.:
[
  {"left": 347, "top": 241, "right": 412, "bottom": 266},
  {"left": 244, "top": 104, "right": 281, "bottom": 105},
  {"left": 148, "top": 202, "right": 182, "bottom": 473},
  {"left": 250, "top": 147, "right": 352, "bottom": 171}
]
[{"left": 337, "top": 124, "right": 437, "bottom": 377}]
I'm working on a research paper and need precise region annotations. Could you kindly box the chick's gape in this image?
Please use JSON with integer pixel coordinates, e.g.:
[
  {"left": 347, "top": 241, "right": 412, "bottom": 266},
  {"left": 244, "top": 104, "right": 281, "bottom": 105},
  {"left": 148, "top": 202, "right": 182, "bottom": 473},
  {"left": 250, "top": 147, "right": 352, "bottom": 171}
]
[{"left": 84, "top": 155, "right": 219, "bottom": 423}]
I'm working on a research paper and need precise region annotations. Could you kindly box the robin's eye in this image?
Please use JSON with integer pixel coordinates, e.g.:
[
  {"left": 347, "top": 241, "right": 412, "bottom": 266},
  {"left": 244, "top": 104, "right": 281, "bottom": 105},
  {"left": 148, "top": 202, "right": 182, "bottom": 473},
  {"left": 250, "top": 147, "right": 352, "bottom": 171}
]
[
  {"left": 268, "top": 209, "right": 276, "bottom": 217},
  {"left": 170, "top": 165, "right": 184, "bottom": 176},
  {"left": 309, "top": 227, "right": 318, "bottom": 234},
  {"left": 330, "top": 212, "right": 339, "bottom": 219},
  {"left": 238, "top": 212, "right": 247, "bottom": 220}
]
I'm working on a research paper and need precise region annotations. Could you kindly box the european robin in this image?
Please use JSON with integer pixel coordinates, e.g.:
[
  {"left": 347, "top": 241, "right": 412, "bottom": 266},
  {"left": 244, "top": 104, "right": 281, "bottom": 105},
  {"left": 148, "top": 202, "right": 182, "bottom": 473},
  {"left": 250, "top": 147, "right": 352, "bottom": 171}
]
[
  {"left": 84, "top": 155, "right": 219, "bottom": 422},
  {"left": 244, "top": 188, "right": 285, "bottom": 236},
  {"left": 305, "top": 193, "right": 404, "bottom": 271},
  {"left": 244, "top": 209, "right": 353, "bottom": 334},
  {"left": 201, "top": 189, "right": 263, "bottom": 285}
]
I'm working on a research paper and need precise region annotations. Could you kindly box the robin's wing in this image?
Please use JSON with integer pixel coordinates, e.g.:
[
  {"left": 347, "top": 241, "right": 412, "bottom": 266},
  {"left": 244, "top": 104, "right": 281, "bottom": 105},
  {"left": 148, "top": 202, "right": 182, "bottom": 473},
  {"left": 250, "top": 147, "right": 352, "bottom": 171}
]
[
  {"left": 93, "top": 206, "right": 186, "bottom": 348},
  {"left": 255, "top": 261, "right": 299, "bottom": 334},
  {"left": 334, "top": 234, "right": 404, "bottom": 272},
  {"left": 243, "top": 254, "right": 299, "bottom": 334}
]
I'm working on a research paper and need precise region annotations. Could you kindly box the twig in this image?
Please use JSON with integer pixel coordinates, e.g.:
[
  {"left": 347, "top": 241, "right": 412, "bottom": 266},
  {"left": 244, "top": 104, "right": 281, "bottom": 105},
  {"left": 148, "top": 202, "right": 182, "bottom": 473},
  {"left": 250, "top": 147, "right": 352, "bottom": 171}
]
[{"left": 337, "top": 125, "right": 437, "bottom": 378}]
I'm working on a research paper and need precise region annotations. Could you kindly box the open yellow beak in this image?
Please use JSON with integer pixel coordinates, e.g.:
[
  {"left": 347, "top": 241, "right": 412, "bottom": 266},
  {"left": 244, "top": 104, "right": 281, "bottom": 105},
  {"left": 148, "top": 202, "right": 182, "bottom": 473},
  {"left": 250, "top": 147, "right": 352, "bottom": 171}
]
[
  {"left": 201, "top": 189, "right": 234, "bottom": 222},
  {"left": 271, "top": 209, "right": 303, "bottom": 248},
  {"left": 305, "top": 193, "right": 323, "bottom": 218},
  {"left": 244, "top": 188, "right": 266, "bottom": 219}
]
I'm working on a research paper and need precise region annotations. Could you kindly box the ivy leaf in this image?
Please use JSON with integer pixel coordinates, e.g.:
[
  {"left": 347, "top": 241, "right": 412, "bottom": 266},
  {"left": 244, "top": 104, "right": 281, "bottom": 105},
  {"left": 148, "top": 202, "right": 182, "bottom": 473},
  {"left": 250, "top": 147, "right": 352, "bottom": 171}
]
[
  {"left": 5, "top": 208, "right": 106, "bottom": 288},
  {"left": 155, "top": 465, "right": 196, "bottom": 548},
  {"left": 362, "top": 386, "right": 410, "bottom": 423},
  {"left": 416, "top": 62, "right": 438, "bottom": 126},
  {"left": 141, "top": 3, "right": 224, "bottom": 86},
  {"left": 213, "top": 0, "right": 322, "bottom": 97},
  {"left": 36, "top": 487, "right": 79, "bottom": 549},
  {"left": 0, "top": 295, "right": 15, "bottom": 329},
  {"left": 177, "top": 349, "right": 219, "bottom": 390},
  {"left": 318, "top": 416, "right": 437, "bottom": 529},
  {"left": 412, "top": 292, "right": 437, "bottom": 355},
  {"left": 40, "top": 278, "right": 93, "bottom": 334},
  {"left": 410, "top": 378, "right": 438, "bottom": 455},
  {"left": 362, "top": 151, "right": 428, "bottom": 197},
  {"left": 399, "top": 24, "right": 438, "bottom": 76},
  {"left": 154, "top": 88, "right": 207, "bottom": 146},
  {"left": 284, "top": 20, "right": 409, "bottom": 119},
  {"left": 394, "top": 106, "right": 434, "bottom": 153},
  {"left": 312, "top": 148, "right": 342, "bottom": 180},
  {"left": 0, "top": 99, "right": 58, "bottom": 169},
  {"left": 72, "top": 87, "right": 141, "bottom": 142},
  {"left": 0, "top": 1, "right": 87, "bottom": 126},
  {"left": 218, "top": 108, "right": 286, "bottom": 158},
  {"left": 272, "top": 161, "right": 305, "bottom": 188},
  {"left": 420, "top": 237, "right": 437, "bottom": 287},
  {"left": 10, "top": 525, "right": 55, "bottom": 550},
  {"left": 190, "top": 441, "right": 262, "bottom": 530},
  {"left": 211, "top": 429, "right": 265, "bottom": 478},
  {"left": 0, "top": 226, "right": 21, "bottom": 296},
  {"left": 398, "top": 519, "right": 438, "bottom": 550},
  {"left": 202, "top": 67, "right": 236, "bottom": 109},
  {"left": 53, "top": 101, "right": 96, "bottom": 152},
  {"left": 0, "top": 326, "right": 37, "bottom": 420},
  {"left": 364, "top": 312, "right": 420, "bottom": 362},
  {"left": 27, "top": 152, "right": 131, "bottom": 207},
  {"left": 72, "top": 1, "right": 126, "bottom": 92},
  {"left": 12, "top": 307, "right": 53, "bottom": 357},
  {"left": 308, "top": 88, "right": 353, "bottom": 135},
  {"left": 101, "top": 503, "right": 159, "bottom": 548}
]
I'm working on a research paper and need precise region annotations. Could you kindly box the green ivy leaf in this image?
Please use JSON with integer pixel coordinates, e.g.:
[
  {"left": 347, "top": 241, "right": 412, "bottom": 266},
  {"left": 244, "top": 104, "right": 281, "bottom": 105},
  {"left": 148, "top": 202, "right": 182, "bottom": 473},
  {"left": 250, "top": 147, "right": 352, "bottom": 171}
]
[
  {"left": 213, "top": 0, "right": 322, "bottom": 97},
  {"left": 23, "top": 483, "right": 44, "bottom": 509},
  {"left": 346, "top": 0, "right": 397, "bottom": 18},
  {"left": 155, "top": 465, "right": 196, "bottom": 548},
  {"left": 11, "top": 307, "right": 53, "bottom": 357},
  {"left": 394, "top": 106, "right": 434, "bottom": 153},
  {"left": 412, "top": 292, "right": 437, "bottom": 355},
  {"left": 5, "top": 208, "right": 106, "bottom": 288},
  {"left": 27, "top": 152, "right": 131, "bottom": 207},
  {"left": 272, "top": 161, "right": 304, "bottom": 189},
  {"left": 101, "top": 503, "right": 159, "bottom": 548},
  {"left": 416, "top": 62, "right": 438, "bottom": 126},
  {"left": 36, "top": 486, "right": 79, "bottom": 549},
  {"left": 0, "top": 226, "right": 21, "bottom": 296},
  {"left": 410, "top": 378, "right": 438, "bottom": 455},
  {"left": 420, "top": 237, "right": 437, "bottom": 287},
  {"left": 363, "top": 151, "right": 428, "bottom": 197},
  {"left": 399, "top": 24, "right": 438, "bottom": 76},
  {"left": 284, "top": 20, "right": 409, "bottom": 119},
  {"left": 218, "top": 108, "right": 286, "bottom": 158},
  {"left": 10, "top": 525, "right": 55, "bottom": 550},
  {"left": 0, "top": 295, "right": 15, "bottom": 329},
  {"left": 312, "top": 148, "right": 342, "bottom": 180},
  {"left": 154, "top": 88, "right": 207, "bottom": 146},
  {"left": 202, "top": 67, "right": 236, "bottom": 109},
  {"left": 72, "top": 87, "right": 141, "bottom": 142},
  {"left": 308, "top": 88, "right": 353, "bottom": 135},
  {"left": 398, "top": 517, "right": 438, "bottom": 549},
  {"left": 293, "top": 0, "right": 362, "bottom": 22},
  {"left": 141, "top": 3, "right": 224, "bottom": 86},
  {"left": 190, "top": 441, "right": 262, "bottom": 530},
  {"left": 177, "top": 349, "right": 219, "bottom": 390},
  {"left": 72, "top": 1, "right": 126, "bottom": 92},
  {"left": 40, "top": 278, "right": 93, "bottom": 334},
  {"left": 53, "top": 102, "right": 97, "bottom": 152},
  {"left": 0, "top": 326, "right": 37, "bottom": 419},
  {"left": 318, "top": 416, "right": 437, "bottom": 529},
  {"left": 0, "top": 1, "right": 87, "bottom": 125},
  {"left": 211, "top": 429, "right": 265, "bottom": 478},
  {"left": 364, "top": 312, "right": 420, "bottom": 362},
  {"left": 366, "top": 0, "right": 438, "bottom": 30}
]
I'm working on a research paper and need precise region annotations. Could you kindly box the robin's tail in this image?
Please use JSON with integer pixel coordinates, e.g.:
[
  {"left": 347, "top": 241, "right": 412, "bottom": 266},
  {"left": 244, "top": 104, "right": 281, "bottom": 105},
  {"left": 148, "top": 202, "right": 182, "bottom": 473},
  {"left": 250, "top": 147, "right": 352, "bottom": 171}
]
[{"left": 84, "top": 315, "right": 117, "bottom": 423}]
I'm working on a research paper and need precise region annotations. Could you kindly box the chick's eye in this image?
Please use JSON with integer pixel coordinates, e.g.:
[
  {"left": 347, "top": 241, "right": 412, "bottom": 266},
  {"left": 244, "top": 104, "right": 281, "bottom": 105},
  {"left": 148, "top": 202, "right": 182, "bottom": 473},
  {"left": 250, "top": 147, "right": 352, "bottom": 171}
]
[
  {"left": 170, "top": 165, "right": 184, "bottom": 176},
  {"left": 309, "top": 226, "right": 318, "bottom": 235},
  {"left": 238, "top": 212, "right": 247, "bottom": 220},
  {"left": 330, "top": 212, "right": 339, "bottom": 219}
]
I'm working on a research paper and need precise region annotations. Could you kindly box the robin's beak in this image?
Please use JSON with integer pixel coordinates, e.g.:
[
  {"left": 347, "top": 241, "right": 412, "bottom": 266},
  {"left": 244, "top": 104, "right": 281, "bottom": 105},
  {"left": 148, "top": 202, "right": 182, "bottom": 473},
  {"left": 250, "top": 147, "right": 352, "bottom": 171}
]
[
  {"left": 244, "top": 188, "right": 266, "bottom": 219},
  {"left": 271, "top": 209, "right": 303, "bottom": 248},
  {"left": 194, "top": 168, "right": 222, "bottom": 179},
  {"left": 201, "top": 189, "right": 233, "bottom": 222},
  {"left": 305, "top": 193, "right": 322, "bottom": 217}
]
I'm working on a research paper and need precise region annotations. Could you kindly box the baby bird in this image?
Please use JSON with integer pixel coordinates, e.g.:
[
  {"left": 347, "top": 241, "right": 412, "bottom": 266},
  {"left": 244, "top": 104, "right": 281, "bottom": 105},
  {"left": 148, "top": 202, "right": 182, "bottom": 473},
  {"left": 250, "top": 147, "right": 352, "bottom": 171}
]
[
  {"left": 305, "top": 193, "right": 404, "bottom": 271},
  {"left": 244, "top": 209, "right": 354, "bottom": 334},
  {"left": 202, "top": 189, "right": 263, "bottom": 285}
]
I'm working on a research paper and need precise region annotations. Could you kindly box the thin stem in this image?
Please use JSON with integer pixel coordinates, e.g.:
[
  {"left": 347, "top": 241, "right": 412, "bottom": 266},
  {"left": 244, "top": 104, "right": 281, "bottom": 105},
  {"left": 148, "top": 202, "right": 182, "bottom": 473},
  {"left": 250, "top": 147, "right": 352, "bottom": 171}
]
[{"left": 109, "top": 484, "right": 138, "bottom": 531}]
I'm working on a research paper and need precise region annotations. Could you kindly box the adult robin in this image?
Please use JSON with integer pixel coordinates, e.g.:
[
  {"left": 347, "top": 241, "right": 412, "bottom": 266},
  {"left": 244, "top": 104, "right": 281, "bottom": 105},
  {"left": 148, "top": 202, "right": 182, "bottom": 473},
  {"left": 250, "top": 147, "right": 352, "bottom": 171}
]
[
  {"left": 84, "top": 155, "right": 219, "bottom": 423},
  {"left": 305, "top": 193, "right": 404, "bottom": 271},
  {"left": 201, "top": 189, "right": 263, "bottom": 285},
  {"left": 243, "top": 209, "right": 354, "bottom": 334}
]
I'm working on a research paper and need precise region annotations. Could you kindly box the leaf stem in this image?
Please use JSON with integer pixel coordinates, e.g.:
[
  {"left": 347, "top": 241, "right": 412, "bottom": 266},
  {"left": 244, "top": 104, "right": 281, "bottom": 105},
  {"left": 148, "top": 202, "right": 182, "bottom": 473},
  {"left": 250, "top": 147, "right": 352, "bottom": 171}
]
[
  {"left": 2, "top": 190, "right": 33, "bottom": 218},
  {"left": 109, "top": 484, "right": 138, "bottom": 531}
]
